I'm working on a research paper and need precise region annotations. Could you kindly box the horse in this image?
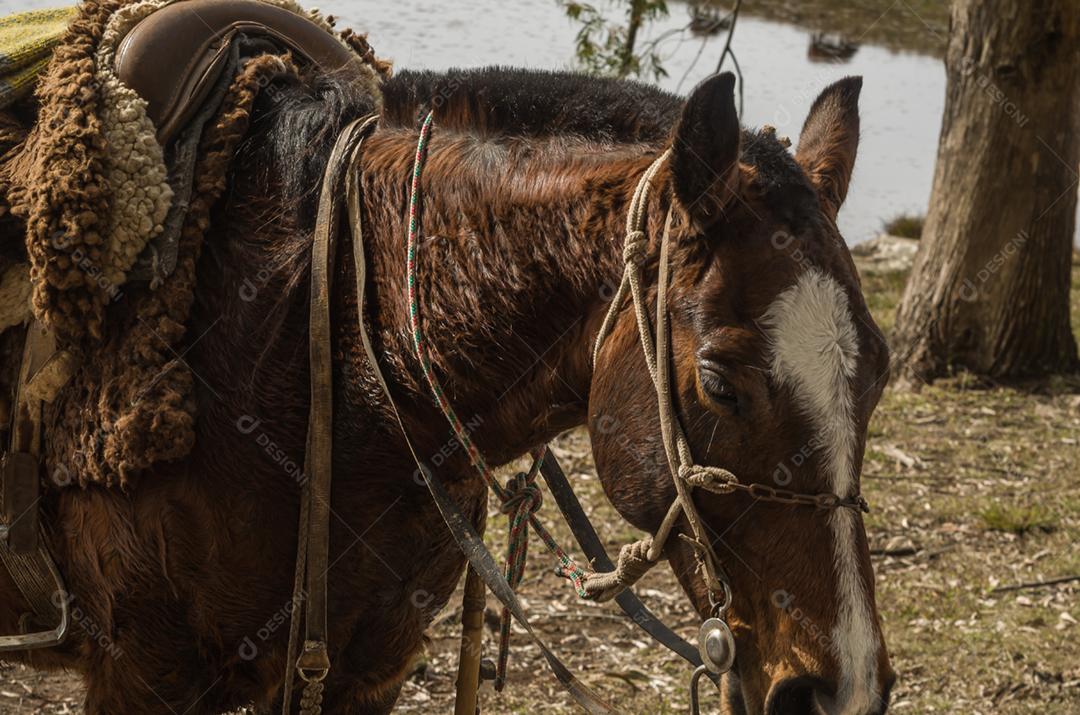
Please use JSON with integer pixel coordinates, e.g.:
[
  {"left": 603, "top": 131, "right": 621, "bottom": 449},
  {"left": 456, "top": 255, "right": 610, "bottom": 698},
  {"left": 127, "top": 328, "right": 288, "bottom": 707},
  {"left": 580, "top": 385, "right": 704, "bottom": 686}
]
[{"left": 0, "top": 63, "right": 894, "bottom": 714}]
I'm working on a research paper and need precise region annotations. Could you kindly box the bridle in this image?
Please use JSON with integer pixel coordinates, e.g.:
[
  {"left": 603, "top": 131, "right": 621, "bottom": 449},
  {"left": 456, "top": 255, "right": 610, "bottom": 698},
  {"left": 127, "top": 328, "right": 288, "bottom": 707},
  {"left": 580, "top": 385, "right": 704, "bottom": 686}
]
[
  {"left": 290, "top": 113, "right": 871, "bottom": 714},
  {"left": 589, "top": 148, "right": 870, "bottom": 689},
  {"left": 592, "top": 148, "right": 742, "bottom": 675}
]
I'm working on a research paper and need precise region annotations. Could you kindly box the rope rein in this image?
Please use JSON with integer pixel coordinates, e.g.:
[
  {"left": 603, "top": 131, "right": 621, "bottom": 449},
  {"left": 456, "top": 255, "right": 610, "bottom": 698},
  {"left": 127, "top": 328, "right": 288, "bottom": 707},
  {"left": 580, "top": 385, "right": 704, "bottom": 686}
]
[
  {"left": 590, "top": 152, "right": 734, "bottom": 604},
  {"left": 406, "top": 111, "right": 591, "bottom": 690},
  {"left": 401, "top": 111, "right": 871, "bottom": 687}
]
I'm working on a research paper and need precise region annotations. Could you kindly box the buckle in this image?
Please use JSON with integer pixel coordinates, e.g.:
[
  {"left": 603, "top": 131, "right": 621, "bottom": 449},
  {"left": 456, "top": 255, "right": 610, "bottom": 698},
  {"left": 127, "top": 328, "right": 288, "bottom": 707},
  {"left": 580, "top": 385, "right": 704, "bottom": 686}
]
[{"left": 296, "top": 640, "right": 331, "bottom": 683}]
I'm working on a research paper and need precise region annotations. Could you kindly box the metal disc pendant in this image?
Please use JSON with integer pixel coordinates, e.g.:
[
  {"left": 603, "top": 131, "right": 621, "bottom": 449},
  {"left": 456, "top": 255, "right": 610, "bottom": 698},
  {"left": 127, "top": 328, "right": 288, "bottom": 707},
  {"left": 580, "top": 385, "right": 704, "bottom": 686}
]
[{"left": 698, "top": 618, "right": 735, "bottom": 674}]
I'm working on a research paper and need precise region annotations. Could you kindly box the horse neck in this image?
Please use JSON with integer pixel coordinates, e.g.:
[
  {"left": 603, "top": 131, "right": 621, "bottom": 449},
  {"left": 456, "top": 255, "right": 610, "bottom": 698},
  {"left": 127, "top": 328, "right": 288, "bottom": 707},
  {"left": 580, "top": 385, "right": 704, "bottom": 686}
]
[{"left": 356, "top": 129, "right": 655, "bottom": 465}]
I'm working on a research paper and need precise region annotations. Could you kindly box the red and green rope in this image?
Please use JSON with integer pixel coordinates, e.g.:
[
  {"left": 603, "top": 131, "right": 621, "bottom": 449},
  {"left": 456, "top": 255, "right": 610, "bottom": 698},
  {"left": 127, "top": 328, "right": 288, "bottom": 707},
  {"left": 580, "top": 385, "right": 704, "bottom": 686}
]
[{"left": 405, "top": 110, "right": 592, "bottom": 690}]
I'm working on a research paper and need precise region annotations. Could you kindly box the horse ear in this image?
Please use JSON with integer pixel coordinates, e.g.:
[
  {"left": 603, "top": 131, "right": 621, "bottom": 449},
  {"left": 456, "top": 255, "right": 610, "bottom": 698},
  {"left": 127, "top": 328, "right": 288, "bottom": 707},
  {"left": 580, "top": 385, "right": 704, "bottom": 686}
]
[
  {"left": 796, "top": 76, "right": 862, "bottom": 217},
  {"left": 670, "top": 72, "right": 740, "bottom": 228}
]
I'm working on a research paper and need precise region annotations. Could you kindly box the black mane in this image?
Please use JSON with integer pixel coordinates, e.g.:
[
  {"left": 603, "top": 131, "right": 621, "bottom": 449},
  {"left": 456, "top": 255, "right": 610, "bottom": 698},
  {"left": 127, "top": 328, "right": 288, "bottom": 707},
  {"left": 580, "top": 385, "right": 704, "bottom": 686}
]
[
  {"left": 381, "top": 67, "right": 682, "bottom": 143},
  {"left": 246, "top": 65, "right": 683, "bottom": 213},
  {"left": 378, "top": 68, "right": 809, "bottom": 204},
  {"left": 247, "top": 65, "right": 809, "bottom": 223}
]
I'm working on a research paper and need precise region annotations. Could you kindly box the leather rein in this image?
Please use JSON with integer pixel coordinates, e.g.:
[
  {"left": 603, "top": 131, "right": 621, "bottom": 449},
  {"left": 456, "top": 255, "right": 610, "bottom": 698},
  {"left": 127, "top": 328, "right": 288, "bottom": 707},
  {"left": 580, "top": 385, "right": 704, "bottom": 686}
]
[{"left": 292, "top": 114, "right": 871, "bottom": 712}]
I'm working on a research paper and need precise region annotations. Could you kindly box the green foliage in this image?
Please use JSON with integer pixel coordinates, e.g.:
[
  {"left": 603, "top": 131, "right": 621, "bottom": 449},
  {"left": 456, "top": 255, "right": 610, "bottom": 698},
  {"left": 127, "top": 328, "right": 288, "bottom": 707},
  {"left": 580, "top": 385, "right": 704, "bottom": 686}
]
[
  {"left": 978, "top": 504, "right": 1056, "bottom": 536},
  {"left": 882, "top": 212, "right": 925, "bottom": 239},
  {"left": 559, "top": 1, "right": 670, "bottom": 80}
]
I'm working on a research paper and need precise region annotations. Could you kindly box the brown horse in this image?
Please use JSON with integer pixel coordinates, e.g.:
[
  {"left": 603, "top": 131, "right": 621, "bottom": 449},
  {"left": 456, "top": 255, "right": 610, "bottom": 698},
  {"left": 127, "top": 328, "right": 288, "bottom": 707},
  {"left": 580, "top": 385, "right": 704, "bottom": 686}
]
[{"left": 0, "top": 65, "right": 893, "bottom": 714}]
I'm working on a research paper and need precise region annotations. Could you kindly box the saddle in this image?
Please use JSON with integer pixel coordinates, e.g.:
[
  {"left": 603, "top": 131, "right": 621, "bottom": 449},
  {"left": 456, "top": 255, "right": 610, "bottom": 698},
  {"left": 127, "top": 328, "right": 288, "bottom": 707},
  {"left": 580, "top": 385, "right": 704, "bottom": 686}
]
[
  {"left": 115, "top": 0, "right": 362, "bottom": 144},
  {"left": 0, "top": 0, "right": 383, "bottom": 655},
  {"left": 119, "top": 0, "right": 371, "bottom": 283}
]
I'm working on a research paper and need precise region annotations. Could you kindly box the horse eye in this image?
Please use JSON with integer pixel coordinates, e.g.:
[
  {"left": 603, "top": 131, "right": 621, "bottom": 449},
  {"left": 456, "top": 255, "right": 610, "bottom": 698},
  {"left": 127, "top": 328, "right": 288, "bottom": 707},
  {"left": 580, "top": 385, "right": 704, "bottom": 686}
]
[{"left": 699, "top": 362, "right": 738, "bottom": 409}]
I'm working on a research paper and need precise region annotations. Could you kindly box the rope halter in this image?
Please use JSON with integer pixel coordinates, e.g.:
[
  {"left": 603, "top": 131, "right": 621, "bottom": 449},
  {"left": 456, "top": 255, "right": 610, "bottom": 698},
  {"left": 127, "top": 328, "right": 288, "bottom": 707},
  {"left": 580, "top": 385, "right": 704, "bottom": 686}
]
[
  {"left": 585, "top": 149, "right": 871, "bottom": 629},
  {"left": 588, "top": 149, "right": 731, "bottom": 609}
]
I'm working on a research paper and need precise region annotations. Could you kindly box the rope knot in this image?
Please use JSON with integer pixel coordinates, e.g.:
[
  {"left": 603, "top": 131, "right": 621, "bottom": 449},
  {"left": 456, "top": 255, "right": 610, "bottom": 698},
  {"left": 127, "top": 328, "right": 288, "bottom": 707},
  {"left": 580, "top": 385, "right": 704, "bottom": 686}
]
[
  {"left": 623, "top": 230, "right": 647, "bottom": 266},
  {"left": 579, "top": 537, "right": 658, "bottom": 602},
  {"left": 500, "top": 472, "right": 543, "bottom": 516},
  {"left": 678, "top": 464, "right": 738, "bottom": 494}
]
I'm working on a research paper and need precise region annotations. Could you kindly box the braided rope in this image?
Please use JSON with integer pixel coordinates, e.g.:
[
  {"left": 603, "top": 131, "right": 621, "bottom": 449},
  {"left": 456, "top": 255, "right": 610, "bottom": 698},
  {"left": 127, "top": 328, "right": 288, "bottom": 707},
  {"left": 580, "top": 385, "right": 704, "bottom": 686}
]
[
  {"left": 405, "top": 111, "right": 592, "bottom": 690},
  {"left": 590, "top": 150, "right": 735, "bottom": 601},
  {"left": 298, "top": 680, "right": 324, "bottom": 715}
]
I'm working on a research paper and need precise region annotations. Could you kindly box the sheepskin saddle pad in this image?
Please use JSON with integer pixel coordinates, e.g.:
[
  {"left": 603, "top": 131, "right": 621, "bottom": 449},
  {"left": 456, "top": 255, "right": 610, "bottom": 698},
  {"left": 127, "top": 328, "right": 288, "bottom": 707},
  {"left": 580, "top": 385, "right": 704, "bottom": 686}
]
[{"left": 0, "top": 0, "right": 387, "bottom": 486}]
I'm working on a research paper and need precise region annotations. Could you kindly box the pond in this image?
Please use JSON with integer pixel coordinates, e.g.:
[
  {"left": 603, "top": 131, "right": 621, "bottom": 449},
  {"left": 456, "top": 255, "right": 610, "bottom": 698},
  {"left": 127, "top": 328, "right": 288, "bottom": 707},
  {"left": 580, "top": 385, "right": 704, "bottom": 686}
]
[
  {"left": 329, "top": 0, "right": 947, "bottom": 245},
  {"left": 9, "top": 0, "right": 1077, "bottom": 245}
]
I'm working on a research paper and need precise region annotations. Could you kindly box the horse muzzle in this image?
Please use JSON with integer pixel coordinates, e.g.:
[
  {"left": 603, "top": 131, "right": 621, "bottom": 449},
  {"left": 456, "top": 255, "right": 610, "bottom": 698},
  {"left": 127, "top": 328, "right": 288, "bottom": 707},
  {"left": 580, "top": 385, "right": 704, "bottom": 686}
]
[{"left": 764, "top": 672, "right": 895, "bottom": 715}]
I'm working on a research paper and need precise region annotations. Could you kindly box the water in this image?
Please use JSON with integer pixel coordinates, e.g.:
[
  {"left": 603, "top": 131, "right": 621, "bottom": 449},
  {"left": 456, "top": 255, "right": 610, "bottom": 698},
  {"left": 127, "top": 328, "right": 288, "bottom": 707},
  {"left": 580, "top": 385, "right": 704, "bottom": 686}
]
[
  {"left": 328, "top": 0, "right": 946, "bottom": 245},
  {"left": 6, "top": 0, "right": 1075, "bottom": 244}
]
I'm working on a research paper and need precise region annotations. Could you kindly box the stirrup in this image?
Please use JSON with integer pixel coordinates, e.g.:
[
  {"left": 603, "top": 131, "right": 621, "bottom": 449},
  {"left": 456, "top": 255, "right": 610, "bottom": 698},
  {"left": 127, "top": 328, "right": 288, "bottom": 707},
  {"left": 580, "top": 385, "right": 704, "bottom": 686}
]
[{"left": 0, "top": 542, "right": 70, "bottom": 651}]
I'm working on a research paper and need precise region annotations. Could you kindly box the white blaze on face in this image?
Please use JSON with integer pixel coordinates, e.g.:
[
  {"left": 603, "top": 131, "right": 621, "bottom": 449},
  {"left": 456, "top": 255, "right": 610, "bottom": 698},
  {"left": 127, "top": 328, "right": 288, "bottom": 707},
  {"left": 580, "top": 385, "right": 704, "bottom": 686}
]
[{"left": 762, "top": 268, "right": 878, "bottom": 715}]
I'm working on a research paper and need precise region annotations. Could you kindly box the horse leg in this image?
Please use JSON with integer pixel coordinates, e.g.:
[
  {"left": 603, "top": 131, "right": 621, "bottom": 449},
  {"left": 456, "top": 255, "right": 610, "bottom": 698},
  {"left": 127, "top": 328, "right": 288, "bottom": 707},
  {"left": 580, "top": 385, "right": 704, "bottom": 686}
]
[
  {"left": 273, "top": 670, "right": 406, "bottom": 715},
  {"left": 83, "top": 658, "right": 223, "bottom": 715},
  {"left": 79, "top": 595, "right": 235, "bottom": 715}
]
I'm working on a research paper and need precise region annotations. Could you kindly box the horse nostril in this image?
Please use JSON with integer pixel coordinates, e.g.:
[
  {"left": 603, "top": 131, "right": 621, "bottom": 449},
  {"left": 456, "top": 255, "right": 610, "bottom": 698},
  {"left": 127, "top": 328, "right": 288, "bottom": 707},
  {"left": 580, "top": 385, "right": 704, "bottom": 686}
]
[
  {"left": 765, "top": 675, "right": 831, "bottom": 715},
  {"left": 765, "top": 675, "right": 894, "bottom": 715}
]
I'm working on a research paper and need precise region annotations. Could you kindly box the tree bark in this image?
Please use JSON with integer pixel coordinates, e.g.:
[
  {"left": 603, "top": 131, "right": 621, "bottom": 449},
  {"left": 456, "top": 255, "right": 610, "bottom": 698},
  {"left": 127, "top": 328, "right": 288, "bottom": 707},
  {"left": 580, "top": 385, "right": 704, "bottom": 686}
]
[
  {"left": 618, "top": 0, "right": 646, "bottom": 77},
  {"left": 892, "top": 0, "right": 1079, "bottom": 382}
]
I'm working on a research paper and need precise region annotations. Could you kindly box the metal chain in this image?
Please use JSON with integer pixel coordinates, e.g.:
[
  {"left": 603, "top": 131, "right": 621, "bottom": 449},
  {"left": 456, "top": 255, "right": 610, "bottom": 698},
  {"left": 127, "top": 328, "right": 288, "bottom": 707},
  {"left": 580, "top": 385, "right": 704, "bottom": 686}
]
[{"left": 730, "top": 482, "right": 870, "bottom": 512}]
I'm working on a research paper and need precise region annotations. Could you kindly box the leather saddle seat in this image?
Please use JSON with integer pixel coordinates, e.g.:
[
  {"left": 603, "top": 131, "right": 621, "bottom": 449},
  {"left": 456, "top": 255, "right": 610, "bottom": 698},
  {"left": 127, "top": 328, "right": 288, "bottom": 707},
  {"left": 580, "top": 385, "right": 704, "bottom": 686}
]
[{"left": 115, "top": 0, "right": 361, "bottom": 144}]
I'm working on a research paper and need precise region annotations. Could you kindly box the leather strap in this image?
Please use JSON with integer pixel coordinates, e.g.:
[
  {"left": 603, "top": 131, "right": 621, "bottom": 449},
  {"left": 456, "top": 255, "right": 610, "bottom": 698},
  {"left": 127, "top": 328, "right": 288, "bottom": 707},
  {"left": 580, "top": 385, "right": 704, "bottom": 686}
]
[
  {"left": 538, "top": 451, "right": 720, "bottom": 685},
  {"left": 291, "top": 115, "right": 380, "bottom": 697},
  {"left": 115, "top": 0, "right": 363, "bottom": 144}
]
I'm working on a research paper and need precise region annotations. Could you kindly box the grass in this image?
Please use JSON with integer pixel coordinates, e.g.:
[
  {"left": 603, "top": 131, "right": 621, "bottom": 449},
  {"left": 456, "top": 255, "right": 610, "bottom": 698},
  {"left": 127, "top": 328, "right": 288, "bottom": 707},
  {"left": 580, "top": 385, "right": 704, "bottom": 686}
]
[
  {"left": 395, "top": 258, "right": 1080, "bottom": 714},
  {"left": 978, "top": 504, "right": 1058, "bottom": 536},
  {"left": 861, "top": 269, "right": 909, "bottom": 334},
  {"left": 863, "top": 379, "right": 1080, "bottom": 713},
  {"left": 883, "top": 212, "right": 925, "bottom": 239}
]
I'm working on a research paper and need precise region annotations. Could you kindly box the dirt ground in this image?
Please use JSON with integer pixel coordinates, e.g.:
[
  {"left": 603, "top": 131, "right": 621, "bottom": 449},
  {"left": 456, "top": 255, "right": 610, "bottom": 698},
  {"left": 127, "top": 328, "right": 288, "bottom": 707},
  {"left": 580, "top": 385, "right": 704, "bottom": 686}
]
[
  {"left": 1, "top": 262, "right": 1078, "bottom": 713},
  {"left": 393, "top": 262, "right": 1080, "bottom": 715}
]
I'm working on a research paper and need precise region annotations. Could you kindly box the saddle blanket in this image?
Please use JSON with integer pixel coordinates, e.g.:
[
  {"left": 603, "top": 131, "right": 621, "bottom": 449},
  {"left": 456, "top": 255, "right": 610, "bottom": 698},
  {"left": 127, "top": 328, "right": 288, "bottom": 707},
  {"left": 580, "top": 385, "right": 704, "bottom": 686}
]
[
  {"left": 0, "top": 0, "right": 387, "bottom": 486},
  {"left": 0, "top": 7, "right": 76, "bottom": 110}
]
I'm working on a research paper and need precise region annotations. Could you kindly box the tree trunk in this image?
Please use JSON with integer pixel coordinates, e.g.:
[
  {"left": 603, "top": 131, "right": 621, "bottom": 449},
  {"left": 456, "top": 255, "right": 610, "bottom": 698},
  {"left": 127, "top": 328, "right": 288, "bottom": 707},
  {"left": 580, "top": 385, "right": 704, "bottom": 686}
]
[
  {"left": 618, "top": 0, "right": 645, "bottom": 77},
  {"left": 892, "top": 0, "right": 1079, "bottom": 382}
]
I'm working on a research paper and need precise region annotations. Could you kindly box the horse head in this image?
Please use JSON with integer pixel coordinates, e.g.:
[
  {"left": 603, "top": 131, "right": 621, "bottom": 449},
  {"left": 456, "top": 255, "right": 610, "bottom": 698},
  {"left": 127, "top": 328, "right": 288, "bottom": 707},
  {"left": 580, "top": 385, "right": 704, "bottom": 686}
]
[{"left": 589, "top": 73, "right": 894, "bottom": 714}]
